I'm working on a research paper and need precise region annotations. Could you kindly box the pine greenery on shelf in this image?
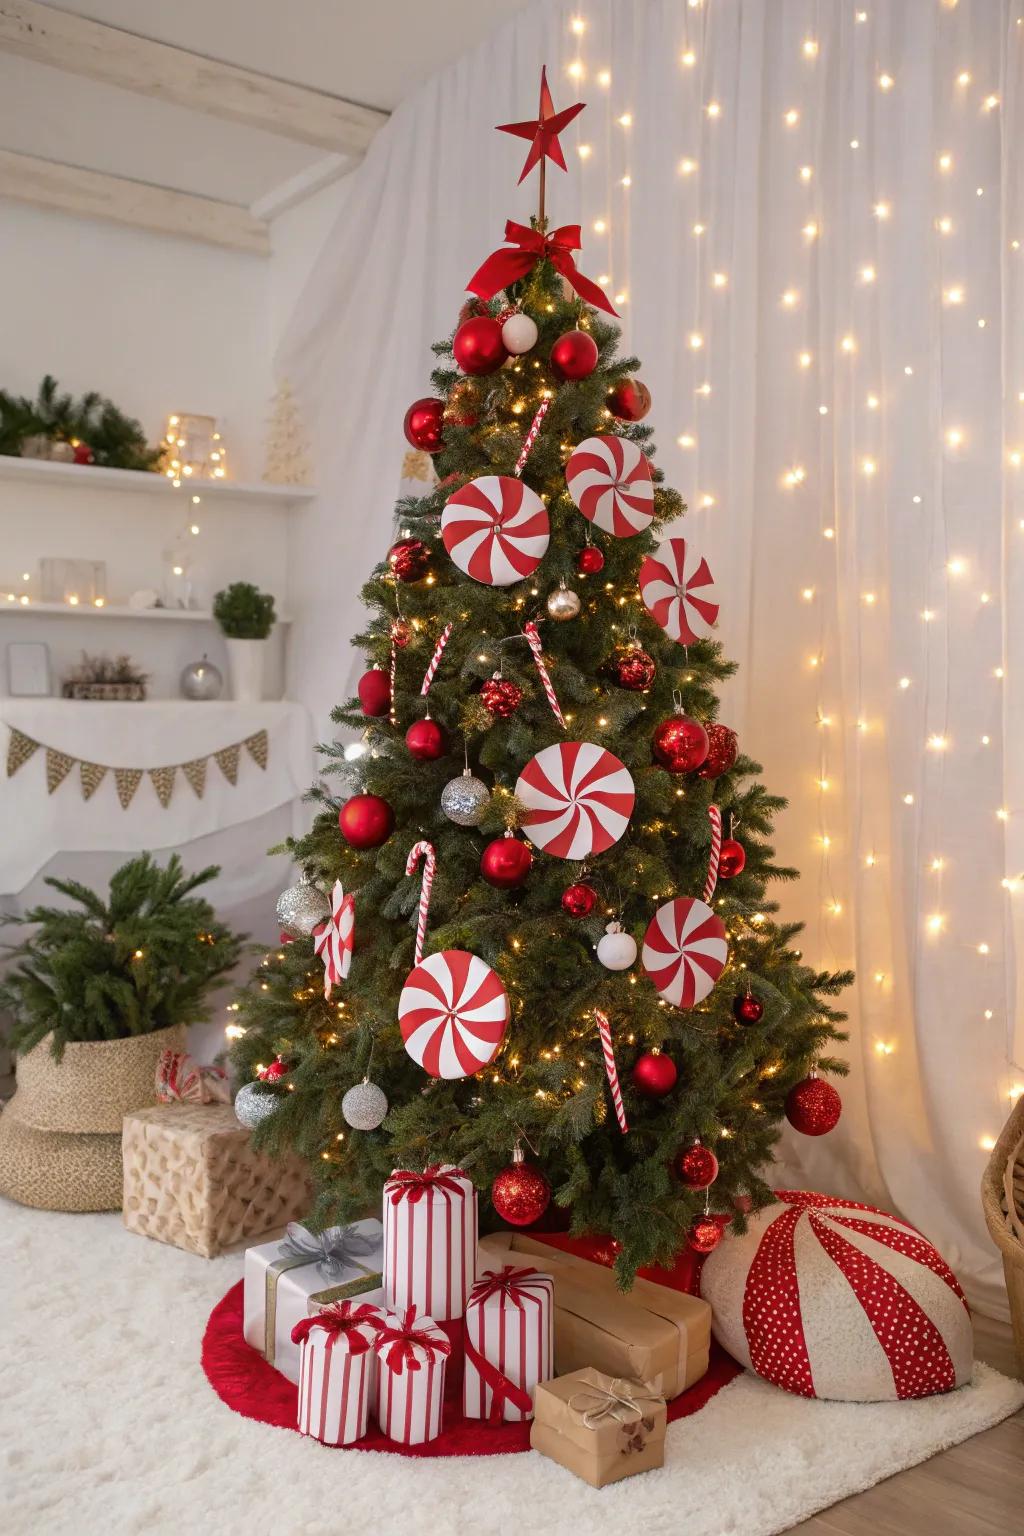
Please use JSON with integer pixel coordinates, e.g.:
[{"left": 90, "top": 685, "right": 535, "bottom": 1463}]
[
  {"left": 213, "top": 582, "right": 277, "bottom": 639},
  {"left": 229, "top": 264, "right": 851, "bottom": 1284},
  {"left": 0, "top": 374, "right": 161, "bottom": 470},
  {"left": 0, "top": 854, "right": 245, "bottom": 1058}
]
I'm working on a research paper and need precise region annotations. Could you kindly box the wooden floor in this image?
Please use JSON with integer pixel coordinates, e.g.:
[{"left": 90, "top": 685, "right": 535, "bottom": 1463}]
[{"left": 792, "top": 1314, "right": 1023, "bottom": 1535}]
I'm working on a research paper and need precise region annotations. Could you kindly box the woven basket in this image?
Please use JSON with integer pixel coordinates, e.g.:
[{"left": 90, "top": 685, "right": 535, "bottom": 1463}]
[
  {"left": 981, "top": 1091, "right": 1024, "bottom": 1369},
  {"left": 0, "top": 1107, "right": 123, "bottom": 1211},
  {"left": 12, "top": 1025, "right": 187, "bottom": 1135}
]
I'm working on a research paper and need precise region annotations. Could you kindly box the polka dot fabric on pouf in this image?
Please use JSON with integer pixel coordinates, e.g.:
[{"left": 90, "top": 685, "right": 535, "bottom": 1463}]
[{"left": 700, "top": 1190, "right": 972, "bottom": 1402}]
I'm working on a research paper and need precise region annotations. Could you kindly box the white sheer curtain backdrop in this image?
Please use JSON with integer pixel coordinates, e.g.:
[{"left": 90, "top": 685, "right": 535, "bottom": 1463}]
[{"left": 279, "top": 0, "right": 1024, "bottom": 1316}]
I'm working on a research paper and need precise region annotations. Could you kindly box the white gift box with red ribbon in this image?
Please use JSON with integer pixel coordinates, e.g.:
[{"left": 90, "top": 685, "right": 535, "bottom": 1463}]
[
  {"left": 374, "top": 1306, "right": 451, "bottom": 1445},
  {"left": 382, "top": 1164, "right": 477, "bottom": 1321},
  {"left": 292, "top": 1301, "right": 386, "bottom": 1446},
  {"left": 463, "top": 1263, "right": 554, "bottom": 1422}
]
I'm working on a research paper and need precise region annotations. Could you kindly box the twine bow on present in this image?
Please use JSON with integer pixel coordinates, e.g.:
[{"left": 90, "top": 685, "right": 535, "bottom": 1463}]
[
  {"left": 154, "top": 1048, "right": 231, "bottom": 1106},
  {"left": 290, "top": 1300, "right": 384, "bottom": 1352},
  {"left": 375, "top": 1307, "right": 453, "bottom": 1375},
  {"left": 278, "top": 1221, "right": 380, "bottom": 1280},
  {"left": 568, "top": 1377, "right": 662, "bottom": 1432},
  {"left": 386, "top": 1164, "right": 468, "bottom": 1206},
  {"left": 466, "top": 221, "right": 618, "bottom": 316}
]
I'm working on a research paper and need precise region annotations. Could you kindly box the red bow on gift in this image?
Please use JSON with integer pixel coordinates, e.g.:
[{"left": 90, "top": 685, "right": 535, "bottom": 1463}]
[
  {"left": 154, "top": 1049, "right": 231, "bottom": 1106},
  {"left": 466, "top": 221, "right": 618, "bottom": 317},
  {"left": 469, "top": 1265, "right": 547, "bottom": 1311},
  {"left": 387, "top": 1164, "right": 468, "bottom": 1205},
  {"left": 375, "top": 1306, "right": 452, "bottom": 1375},
  {"left": 290, "top": 1301, "right": 384, "bottom": 1352}
]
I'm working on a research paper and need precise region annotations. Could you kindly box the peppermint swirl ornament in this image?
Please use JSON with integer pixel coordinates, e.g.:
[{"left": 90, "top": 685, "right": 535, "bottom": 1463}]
[
  {"left": 639, "top": 536, "right": 719, "bottom": 645},
  {"left": 642, "top": 896, "right": 729, "bottom": 1008},
  {"left": 399, "top": 950, "right": 510, "bottom": 1079},
  {"left": 515, "top": 741, "right": 635, "bottom": 860},
  {"left": 565, "top": 434, "right": 654, "bottom": 537},
  {"left": 441, "top": 474, "right": 550, "bottom": 586}
]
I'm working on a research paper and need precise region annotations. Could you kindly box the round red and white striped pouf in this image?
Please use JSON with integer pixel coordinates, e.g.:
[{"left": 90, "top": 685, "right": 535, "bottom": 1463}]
[{"left": 700, "top": 1190, "right": 972, "bottom": 1401}]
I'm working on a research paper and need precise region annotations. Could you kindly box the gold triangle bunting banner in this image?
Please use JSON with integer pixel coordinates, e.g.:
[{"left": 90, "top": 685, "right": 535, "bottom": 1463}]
[
  {"left": 115, "top": 768, "right": 143, "bottom": 809},
  {"left": 46, "top": 748, "right": 74, "bottom": 795},
  {"left": 214, "top": 744, "right": 241, "bottom": 785},
  {"left": 80, "top": 762, "right": 107, "bottom": 801},
  {"left": 182, "top": 758, "right": 207, "bottom": 798},
  {"left": 244, "top": 729, "right": 269, "bottom": 770},
  {"left": 6, "top": 727, "right": 39, "bottom": 777}
]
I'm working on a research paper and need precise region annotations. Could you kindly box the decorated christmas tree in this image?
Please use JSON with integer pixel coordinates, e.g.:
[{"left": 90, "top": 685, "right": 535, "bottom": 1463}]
[{"left": 232, "top": 71, "right": 851, "bottom": 1283}]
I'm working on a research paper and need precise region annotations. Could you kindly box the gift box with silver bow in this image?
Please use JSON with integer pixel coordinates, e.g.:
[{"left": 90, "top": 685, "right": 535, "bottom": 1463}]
[{"left": 243, "top": 1217, "right": 384, "bottom": 1384}]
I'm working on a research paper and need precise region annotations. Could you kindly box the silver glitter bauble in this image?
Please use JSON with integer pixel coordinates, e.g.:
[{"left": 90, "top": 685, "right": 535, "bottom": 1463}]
[
  {"left": 441, "top": 768, "right": 490, "bottom": 826},
  {"left": 546, "top": 580, "right": 581, "bottom": 621},
  {"left": 234, "top": 1080, "right": 280, "bottom": 1129},
  {"left": 276, "top": 874, "right": 331, "bottom": 938},
  {"left": 180, "top": 653, "right": 224, "bottom": 701},
  {"left": 341, "top": 1078, "right": 389, "bottom": 1131}
]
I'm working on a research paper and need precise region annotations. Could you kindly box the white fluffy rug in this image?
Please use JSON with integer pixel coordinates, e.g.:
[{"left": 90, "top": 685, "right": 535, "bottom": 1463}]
[{"left": 3, "top": 1200, "right": 1022, "bottom": 1536}]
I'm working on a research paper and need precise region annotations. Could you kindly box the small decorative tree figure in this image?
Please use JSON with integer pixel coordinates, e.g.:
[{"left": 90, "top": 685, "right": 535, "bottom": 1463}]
[{"left": 263, "top": 379, "right": 312, "bottom": 486}]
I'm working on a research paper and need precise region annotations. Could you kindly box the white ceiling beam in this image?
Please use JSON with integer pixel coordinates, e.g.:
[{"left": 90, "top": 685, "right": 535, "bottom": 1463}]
[
  {"left": 0, "top": 0, "right": 388, "bottom": 155},
  {"left": 0, "top": 149, "right": 270, "bottom": 254}
]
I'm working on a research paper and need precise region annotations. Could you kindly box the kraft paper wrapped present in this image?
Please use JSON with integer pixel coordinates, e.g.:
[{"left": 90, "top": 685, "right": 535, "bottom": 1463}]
[
  {"left": 374, "top": 1305, "right": 451, "bottom": 1445},
  {"left": 531, "top": 1367, "right": 667, "bottom": 1488},
  {"left": 293, "top": 1300, "right": 387, "bottom": 1446},
  {"left": 463, "top": 1263, "right": 554, "bottom": 1422},
  {"left": 243, "top": 1218, "right": 384, "bottom": 1384},
  {"left": 479, "top": 1231, "right": 710, "bottom": 1400}
]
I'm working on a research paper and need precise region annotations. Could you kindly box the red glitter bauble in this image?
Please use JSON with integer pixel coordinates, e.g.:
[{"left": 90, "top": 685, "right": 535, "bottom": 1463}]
[
  {"left": 675, "top": 1140, "right": 720, "bottom": 1189},
  {"left": 577, "top": 544, "right": 605, "bottom": 575},
  {"left": 72, "top": 440, "right": 95, "bottom": 465},
  {"left": 561, "top": 882, "right": 598, "bottom": 918},
  {"left": 387, "top": 538, "right": 429, "bottom": 583},
  {"left": 491, "top": 1151, "right": 551, "bottom": 1226},
  {"left": 732, "top": 992, "right": 764, "bottom": 1025},
  {"left": 453, "top": 316, "right": 508, "bottom": 376},
  {"left": 785, "top": 1074, "right": 843, "bottom": 1136},
  {"left": 718, "top": 838, "right": 746, "bottom": 879},
  {"left": 390, "top": 618, "right": 412, "bottom": 649},
  {"left": 652, "top": 714, "right": 709, "bottom": 773},
  {"left": 697, "top": 723, "right": 739, "bottom": 780},
  {"left": 688, "top": 1217, "right": 725, "bottom": 1255},
  {"left": 480, "top": 675, "right": 524, "bottom": 717},
  {"left": 631, "top": 1049, "right": 678, "bottom": 1098},
  {"left": 405, "top": 718, "right": 446, "bottom": 761},
  {"left": 615, "top": 645, "right": 657, "bottom": 692},
  {"left": 607, "top": 377, "right": 652, "bottom": 421},
  {"left": 257, "top": 1056, "right": 289, "bottom": 1082},
  {"left": 338, "top": 793, "right": 394, "bottom": 850},
  {"left": 550, "top": 328, "right": 599, "bottom": 381},
  {"left": 403, "top": 397, "right": 445, "bottom": 453},
  {"left": 357, "top": 667, "right": 390, "bottom": 718},
  {"left": 481, "top": 835, "right": 532, "bottom": 888}
]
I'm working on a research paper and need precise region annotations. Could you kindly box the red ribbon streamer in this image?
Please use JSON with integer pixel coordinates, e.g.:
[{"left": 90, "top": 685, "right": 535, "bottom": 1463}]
[
  {"left": 375, "top": 1308, "right": 453, "bottom": 1375},
  {"left": 387, "top": 1164, "right": 469, "bottom": 1205},
  {"left": 290, "top": 1300, "right": 383, "bottom": 1351},
  {"left": 467, "top": 221, "right": 618, "bottom": 317},
  {"left": 463, "top": 1329, "right": 535, "bottom": 1423}
]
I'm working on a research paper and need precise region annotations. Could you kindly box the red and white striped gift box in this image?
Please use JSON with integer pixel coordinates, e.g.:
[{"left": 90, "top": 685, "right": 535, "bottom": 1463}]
[
  {"left": 383, "top": 1164, "right": 478, "bottom": 1320},
  {"left": 291, "top": 1301, "right": 385, "bottom": 1445},
  {"left": 374, "top": 1306, "right": 451, "bottom": 1445},
  {"left": 463, "top": 1264, "right": 554, "bottom": 1423}
]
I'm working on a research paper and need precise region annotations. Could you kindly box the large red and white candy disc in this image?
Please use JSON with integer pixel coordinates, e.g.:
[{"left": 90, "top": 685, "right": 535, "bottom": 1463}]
[
  {"left": 565, "top": 434, "right": 654, "bottom": 538},
  {"left": 399, "top": 949, "right": 510, "bottom": 1079},
  {"left": 642, "top": 897, "right": 728, "bottom": 1007},
  {"left": 515, "top": 741, "right": 635, "bottom": 860},
  {"left": 441, "top": 475, "right": 550, "bottom": 586},
  {"left": 639, "top": 537, "right": 719, "bottom": 645}
]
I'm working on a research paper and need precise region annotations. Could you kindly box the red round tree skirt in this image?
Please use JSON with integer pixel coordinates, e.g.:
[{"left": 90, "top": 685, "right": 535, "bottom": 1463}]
[{"left": 202, "top": 1280, "right": 741, "bottom": 1458}]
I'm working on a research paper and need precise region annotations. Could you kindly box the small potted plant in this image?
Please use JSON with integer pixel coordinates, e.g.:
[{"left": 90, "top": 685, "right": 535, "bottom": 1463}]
[{"left": 213, "top": 581, "right": 277, "bottom": 702}]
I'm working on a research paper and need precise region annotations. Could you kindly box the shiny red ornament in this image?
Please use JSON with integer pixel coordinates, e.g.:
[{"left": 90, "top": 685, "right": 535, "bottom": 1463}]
[
  {"left": 357, "top": 666, "right": 391, "bottom": 718},
  {"left": 676, "top": 1140, "right": 719, "bottom": 1189},
  {"left": 697, "top": 723, "right": 739, "bottom": 780},
  {"left": 405, "top": 717, "right": 446, "bottom": 761},
  {"left": 390, "top": 617, "right": 412, "bottom": 649},
  {"left": 72, "top": 441, "right": 95, "bottom": 465},
  {"left": 403, "top": 397, "right": 445, "bottom": 453},
  {"left": 652, "top": 713, "right": 709, "bottom": 773},
  {"left": 718, "top": 838, "right": 746, "bottom": 879},
  {"left": 688, "top": 1217, "right": 725, "bottom": 1255},
  {"left": 607, "top": 377, "right": 652, "bottom": 422},
  {"left": 480, "top": 675, "right": 524, "bottom": 717},
  {"left": 387, "top": 538, "right": 429, "bottom": 583},
  {"left": 550, "top": 328, "right": 599, "bottom": 381},
  {"left": 561, "top": 881, "right": 598, "bottom": 918},
  {"left": 631, "top": 1049, "right": 678, "bottom": 1098},
  {"left": 577, "top": 544, "right": 605, "bottom": 575},
  {"left": 257, "top": 1056, "right": 289, "bottom": 1083},
  {"left": 338, "top": 793, "right": 394, "bottom": 850},
  {"left": 785, "top": 1074, "right": 843, "bottom": 1136},
  {"left": 453, "top": 315, "right": 508, "bottom": 376},
  {"left": 732, "top": 992, "right": 764, "bottom": 1025},
  {"left": 481, "top": 834, "right": 533, "bottom": 888},
  {"left": 491, "top": 1147, "right": 551, "bottom": 1226},
  {"left": 615, "top": 644, "right": 657, "bottom": 692}
]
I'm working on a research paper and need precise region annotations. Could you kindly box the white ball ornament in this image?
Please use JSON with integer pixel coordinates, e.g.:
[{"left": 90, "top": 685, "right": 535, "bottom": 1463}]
[
  {"left": 233, "top": 1081, "right": 280, "bottom": 1130},
  {"left": 597, "top": 920, "right": 638, "bottom": 971},
  {"left": 501, "top": 312, "right": 539, "bottom": 355},
  {"left": 341, "top": 1078, "right": 389, "bottom": 1131}
]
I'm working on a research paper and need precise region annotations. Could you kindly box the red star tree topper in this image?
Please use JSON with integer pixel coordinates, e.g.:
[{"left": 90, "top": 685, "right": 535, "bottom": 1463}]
[{"left": 496, "top": 64, "right": 585, "bottom": 219}]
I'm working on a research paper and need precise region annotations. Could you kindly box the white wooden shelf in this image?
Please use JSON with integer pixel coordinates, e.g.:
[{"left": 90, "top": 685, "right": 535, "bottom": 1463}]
[
  {"left": 0, "top": 601, "right": 291, "bottom": 624},
  {"left": 0, "top": 453, "right": 317, "bottom": 507}
]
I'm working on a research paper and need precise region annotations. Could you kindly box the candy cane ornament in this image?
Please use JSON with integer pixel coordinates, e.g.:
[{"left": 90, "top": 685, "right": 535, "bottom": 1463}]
[
  {"left": 405, "top": 841, "right": 436, "bottom": 966},
  {"left": 594, "top": 1009, "right": 628, "bottom": 1133},
  {"left": 522, "top": 622, "right": 566, "bottom": 728},
  {"left": 312, "top": 880, "right": 355, "bottom": 999},
  {"left": 703, "top": 805, "right": 723, "bottom": 904},
  {"left": 513, "top": 399, "right": 550, "bottom": 477},
  {"left": 420, "top": 623, "right": 453, "bottom": 697}
]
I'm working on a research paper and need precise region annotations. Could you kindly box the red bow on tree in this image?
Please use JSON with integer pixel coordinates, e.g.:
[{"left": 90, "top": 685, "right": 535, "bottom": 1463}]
[
  {"left": 386, "top": 1164, "right": 468, "bottom": 1205},
  {"left": 466, "top": 221, "right": 618, "bottom": 317},
  {"left": 290, "top": 1300, "right": 384, "bottom": 1351},
  {"left": 469, "top": 1264, "right": 547, "bottom": 1311},
  {"left": 375, "top": 1307, "right": 452, "bottom": 1375}
]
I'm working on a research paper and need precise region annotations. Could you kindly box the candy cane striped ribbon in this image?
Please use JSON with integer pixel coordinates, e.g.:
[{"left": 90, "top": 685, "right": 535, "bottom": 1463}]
[
  {"left": 523, "top": 622, "right": 566, "bottom": 728},
  {"left": 513, "top": 399, "right": 550, "bottom": 477},
  {"left": 594, "top": 1009, "right": 628, "bottom": 1134},
  {"left": 703, "top": 804, "right": 723, "bottom": 904},
  {"left": 389, "top": 640, "right": 398, "bottom": 726},
  {"left": 405, "top": 841, "right": 436, "bottom": 966},
  {"left": 420, "top": 623, "right": 453, "bottom": 697}
]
